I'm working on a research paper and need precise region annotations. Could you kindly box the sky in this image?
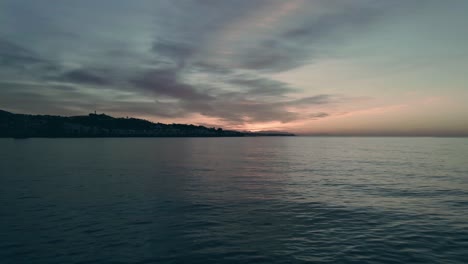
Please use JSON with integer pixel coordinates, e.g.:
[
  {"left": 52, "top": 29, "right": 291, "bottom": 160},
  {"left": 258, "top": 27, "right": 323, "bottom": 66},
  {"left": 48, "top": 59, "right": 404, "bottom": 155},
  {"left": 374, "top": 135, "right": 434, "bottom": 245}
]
[{"left": 1, "top": 0, "right": 467, "bottom": 136}]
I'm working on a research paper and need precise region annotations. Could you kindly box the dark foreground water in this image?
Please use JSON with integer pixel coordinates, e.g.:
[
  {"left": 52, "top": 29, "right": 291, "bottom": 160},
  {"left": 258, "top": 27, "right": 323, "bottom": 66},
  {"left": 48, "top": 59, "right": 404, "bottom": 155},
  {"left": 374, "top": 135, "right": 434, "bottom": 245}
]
[{"left": 1, "top": 137, "right": 468, "bottom": 264}]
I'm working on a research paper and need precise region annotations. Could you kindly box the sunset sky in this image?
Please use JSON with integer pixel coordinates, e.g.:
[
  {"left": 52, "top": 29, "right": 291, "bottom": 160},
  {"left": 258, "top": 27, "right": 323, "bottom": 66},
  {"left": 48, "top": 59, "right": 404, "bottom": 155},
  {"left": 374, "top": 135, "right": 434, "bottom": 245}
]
[{"left": 1, "top": 0, "right": 467, "bottom": 135}]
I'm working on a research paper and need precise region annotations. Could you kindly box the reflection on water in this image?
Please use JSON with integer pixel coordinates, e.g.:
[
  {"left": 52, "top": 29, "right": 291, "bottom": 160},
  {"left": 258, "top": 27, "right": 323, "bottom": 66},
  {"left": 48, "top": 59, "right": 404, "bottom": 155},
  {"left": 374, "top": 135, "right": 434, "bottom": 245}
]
[{"left": 1, "top": 137, "right": 468, "bottom": 263}]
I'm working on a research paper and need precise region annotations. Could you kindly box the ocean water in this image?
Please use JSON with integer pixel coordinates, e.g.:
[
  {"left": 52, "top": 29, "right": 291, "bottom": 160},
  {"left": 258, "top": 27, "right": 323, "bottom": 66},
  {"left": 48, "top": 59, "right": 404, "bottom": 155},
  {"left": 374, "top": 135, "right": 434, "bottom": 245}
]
[{"left": 1, "top": 137, "right": 468, "bottom": 264}]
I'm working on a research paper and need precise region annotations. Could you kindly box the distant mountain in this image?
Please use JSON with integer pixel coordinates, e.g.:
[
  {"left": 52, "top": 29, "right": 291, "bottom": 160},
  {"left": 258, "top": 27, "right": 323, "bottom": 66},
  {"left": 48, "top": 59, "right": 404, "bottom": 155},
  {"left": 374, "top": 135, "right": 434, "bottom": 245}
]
[{"left": 0, "top": 110, "right": 295, "bottom": 138}]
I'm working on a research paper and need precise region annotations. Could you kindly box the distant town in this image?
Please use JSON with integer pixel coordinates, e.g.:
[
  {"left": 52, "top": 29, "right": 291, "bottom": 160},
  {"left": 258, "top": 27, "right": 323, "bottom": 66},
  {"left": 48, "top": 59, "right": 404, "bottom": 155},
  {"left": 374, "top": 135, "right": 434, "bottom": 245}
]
[{"left": 0, "top": 109, "right": 294, "bottom": 138}]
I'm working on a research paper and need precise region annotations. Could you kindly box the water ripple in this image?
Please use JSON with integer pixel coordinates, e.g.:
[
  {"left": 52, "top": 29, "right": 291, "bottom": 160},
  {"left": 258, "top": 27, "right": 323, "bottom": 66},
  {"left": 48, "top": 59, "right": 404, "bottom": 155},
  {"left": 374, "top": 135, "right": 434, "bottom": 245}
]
[{"left": 1, "top": 137, "right": 468, "bottom": 263}]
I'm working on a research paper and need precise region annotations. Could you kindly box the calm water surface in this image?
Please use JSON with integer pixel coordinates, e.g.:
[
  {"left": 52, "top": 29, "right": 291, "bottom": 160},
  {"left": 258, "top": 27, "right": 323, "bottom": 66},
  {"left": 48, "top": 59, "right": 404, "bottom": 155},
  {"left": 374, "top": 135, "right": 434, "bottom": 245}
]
[{"left": 1, "top": 137, "right": 468, "bottom": 263}]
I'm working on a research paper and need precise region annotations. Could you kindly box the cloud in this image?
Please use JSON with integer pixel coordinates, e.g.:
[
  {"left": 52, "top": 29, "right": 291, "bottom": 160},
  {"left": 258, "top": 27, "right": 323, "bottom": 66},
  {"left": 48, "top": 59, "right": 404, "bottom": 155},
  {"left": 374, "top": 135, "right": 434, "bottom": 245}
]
[
  {"left": 0, "top": 81, "right": 95, "bottom": 115},
  {"left": 58, "top": 68, "right": 110, "bottom": 85},
  {"left": 191, "top": 61, "right": 232, "bottom": 74},
  {"left": 128, "top": 65, "right": 336, "bottom": 125},
  {"left": 0, "top": 39, "right": 62, "bottom": 87},
  {"left": 287, "top": 95, "right": 336, "bottom": 106},
  {"left": 152, "top": 39, "right": 195, "bottom": 67},
  {"left": 131, "top": 68, "right": 212, "bottom": 100},
  {"left": 309, "top": 112, "right": 329, "bottom": 119},
  {"left": 0, "top": 40, "right": 113, "bottom": 87},
  {"left": 0, "top": 39, "right": 59, "bottom": 77},
  {"left": 0, "top": 39, "right": 44, "bottom": 67},
  {"left": 99, "top": 100, "right": 186, "bottom": 119},
  {"left": 227, "top": 76, "right": 295, "bottom": 96},
  {"left": 0, "top": 81, "right": 76, "bottom": 91},
  {"left": 1, "top": 0, "right": 384, "bottom": 129},
  {"left": 232, "top": 1, "right": 402, "bottom": 72},
  {"left": 130, "top": 68, "right": 340, "bottom": 126}
]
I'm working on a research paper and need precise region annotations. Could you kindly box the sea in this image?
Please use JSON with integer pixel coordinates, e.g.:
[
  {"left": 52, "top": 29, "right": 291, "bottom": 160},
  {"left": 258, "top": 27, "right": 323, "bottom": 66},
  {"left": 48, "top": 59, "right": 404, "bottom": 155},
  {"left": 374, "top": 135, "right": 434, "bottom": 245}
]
[{"left": 1, "top": 137, "right": 467, "bottom": 264}]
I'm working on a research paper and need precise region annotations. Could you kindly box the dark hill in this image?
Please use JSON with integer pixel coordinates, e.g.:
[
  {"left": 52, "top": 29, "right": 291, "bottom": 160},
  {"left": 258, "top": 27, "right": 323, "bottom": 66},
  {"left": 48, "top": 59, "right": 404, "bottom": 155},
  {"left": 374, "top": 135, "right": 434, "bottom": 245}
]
[
  {"left": 0, "top": 109, "right": 13, "bottom": 116},
  {"left": 0, "top": 110, "right": 294, "bottom": 138}
]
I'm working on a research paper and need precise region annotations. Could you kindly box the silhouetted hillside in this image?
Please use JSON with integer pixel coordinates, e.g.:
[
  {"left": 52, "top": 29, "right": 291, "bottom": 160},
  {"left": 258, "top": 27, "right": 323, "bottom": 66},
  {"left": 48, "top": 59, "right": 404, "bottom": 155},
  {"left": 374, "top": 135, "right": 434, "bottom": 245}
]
[{"left": 0, "top": 110, "right": 295, "bottom": 138}]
